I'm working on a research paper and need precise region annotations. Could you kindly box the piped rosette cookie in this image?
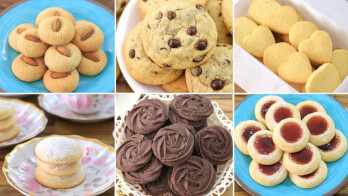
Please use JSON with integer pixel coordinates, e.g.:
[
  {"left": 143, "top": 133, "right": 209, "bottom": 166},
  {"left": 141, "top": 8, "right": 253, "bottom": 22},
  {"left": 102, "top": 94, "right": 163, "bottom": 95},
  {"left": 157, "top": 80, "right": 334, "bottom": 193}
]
[
  {"left": 234, "top": 120, "right": 266, "bottom": 155},
  {"left": 249, "top": 160, "right": 288, "bottom": 186},
  {"left": 283, "top": 143, "right": 321, "bottom": 175},
  {"left": 318, "top": 129, "right": 347, "bottom": 162},
  {"left": 265, "top": 102, "right": 301, "bottom": 131},
  {"left": 140, "top": 167, "right": 171, "bottom": 195},
  {"left": 302, "top": 112, "right": 335, "bottom": 146},
  {"left": 34, "top": 136, "right": 85, "bottom": 189},
  {"left": 289, "top": 160, "right": 328, "bottom": 188},
  {"left": 295, "top": 100, "right": 326, "bottom": 119},
  {"left": 247, "top": 130, "right": 283, "bottom": 165},
  {"left": 273, "top": 118, "right": 310, "bottom": 153},
  {"left": 254, "top": 95, "right": 285, "bottom": 125}
]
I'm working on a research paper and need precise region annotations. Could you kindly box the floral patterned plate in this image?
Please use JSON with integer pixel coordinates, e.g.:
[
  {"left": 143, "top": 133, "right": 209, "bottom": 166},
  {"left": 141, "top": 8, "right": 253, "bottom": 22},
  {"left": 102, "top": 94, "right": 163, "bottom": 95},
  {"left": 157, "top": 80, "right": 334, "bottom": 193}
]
[
  {"left": 2, "top": 135, "right": 115, "bottom": 196},
  {"left": 38, "top": 94, "right": 114, "bottom": 123},
  {"left": 0, "top": 98, "right": 47, "bottom": 148}
]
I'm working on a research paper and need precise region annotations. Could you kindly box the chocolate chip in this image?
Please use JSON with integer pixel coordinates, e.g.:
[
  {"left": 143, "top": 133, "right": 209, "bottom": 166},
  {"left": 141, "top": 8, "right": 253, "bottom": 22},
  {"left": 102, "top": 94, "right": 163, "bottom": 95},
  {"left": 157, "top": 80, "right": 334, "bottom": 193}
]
[
  {"left": 195, "top": 40, "right": 207, "bottom": 50},
  {"left": 196, "top": 4, "right": 206, "bottom": 11},
  {"left": 152, "top": 71, "right": 158, "bottom": 75},
  {"left": 193, "top": 54, "right": 206, "bottom": 62},
  {"left": 143, "top": 0, "right": 147, "bottom": 2},
  {"left": 219, "top": 13, "right": 222, "bottom": 17},
  {"left": 211, "top": 79, "right": 224, "bottom": 90},
  {"left": 187, "top": 26, "right": 197, "bottom": 35},
  {"left": 168, "top": 39, "right": 181, "bottom": 48},
  {"left": 163, "top": 63, "right": 171, "bottom": 67},
  {"left": 167, "top": 11, "right": 176, "bottom": 19},
  {"left": 129, "top": 49, "right": 135, "bottom": 58},
  {"left": 148, "top": 57, "right": 154, "bottom": 63},
  {"left": 156, "top": 12, "right": 163, "bottom": 20},
  {"left": 190, "top": 66, "right": 202, "bottom": 76},
  {"left": 147, "top": 24, "right": 151, "bottom": 29},
  {"left": 160, "top": 47, "right": 167, "bottom": 50},
  {"left": 225, "top": 59, "right": 231, "bottom": 64},
  {"left": 227, "top": 33, "right": 232, "bottom": 37},
  {"left": 121, "top": 2, "right": 126, "bottom": 8}
]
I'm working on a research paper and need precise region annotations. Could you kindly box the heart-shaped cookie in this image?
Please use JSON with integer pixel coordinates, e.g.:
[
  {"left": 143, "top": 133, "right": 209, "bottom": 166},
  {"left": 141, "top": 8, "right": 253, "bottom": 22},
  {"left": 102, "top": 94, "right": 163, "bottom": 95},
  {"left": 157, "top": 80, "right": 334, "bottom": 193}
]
[
  {"left": 289, "top": 21, "right": 318, "bottom": 49},
  {"left": 248, "top": 0, "right": 281, "bottom": 25},
  {"left": 298, "top": 30, "right": 333, "bottom": 65},
  {"left": 265, "top": 6, "right": 299, "bottom": 34},
  {"left": 278, "top": 52, "right": 313, "bottom": 84},
  {"left": 305, "top": 63, "right": 341, "bottom": 93},
  {"left": 263, "top": 42, "right": 296, "bottom": 73},
  {"left": 331, "top": 49, "right": 348, "bottom": 80},
  {"left": 235, "top": 16, "right": 258, "bottom": 46},
  {"left": 242, "top": 26, "right": 275, "bottom": 57}
]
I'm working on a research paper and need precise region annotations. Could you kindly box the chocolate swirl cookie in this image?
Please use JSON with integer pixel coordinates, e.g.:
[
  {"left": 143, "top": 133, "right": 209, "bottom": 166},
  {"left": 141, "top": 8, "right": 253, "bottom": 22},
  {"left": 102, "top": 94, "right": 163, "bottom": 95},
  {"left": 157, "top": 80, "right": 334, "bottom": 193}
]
[
  {"left": 126, "top": 99, "right": 169, "bottom": 134},
  {"left": 124, "top": 126, "right": 157, "bottom": 140},
  {"left": 195, "top": 125, "right": 233, "bottom": 165},
  {"left": 169, "top": 106, "right": 207, "bottom": 130},
  {"left": 171, "top": 94, "right": 214, "bottom": 121},
  {"left": 116, "top": 134, "right": 152, "bottom": 172},
  {"left": 141, "top": 166, "right": 171, "bottom": 195},
  {"left": 152, "top": 123, "right": 195, "bottom": 166},
  {"left": 123, "top": 156, "right": 163, "bottom": 185},
  {"left": 169, "top": 156, "right": 216, "bottom": 196}
]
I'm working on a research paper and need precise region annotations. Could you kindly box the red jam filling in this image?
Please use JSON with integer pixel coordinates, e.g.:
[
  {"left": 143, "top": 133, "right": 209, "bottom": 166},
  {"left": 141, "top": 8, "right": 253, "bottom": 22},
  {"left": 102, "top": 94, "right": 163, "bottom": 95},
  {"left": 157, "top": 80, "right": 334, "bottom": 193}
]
[
  {"left": 254, "top": 135, "right": 276, "bottom": 155},
  {"left": 261, "top": 101, "right": 276, "bottom": 118},
  {"left": 318, "top": 134, "right": 340, "bottom": 152},
  {"left": 300, "top": 169, "right": 318, "bottom": 179},
  {"left": 242, "top": 126, "right": 262, "bottom": 142},
  {"left": 306, "top": 116, "right": 328, "bottom": 135},
  {"left": 280, "top": 122, "right": 303, "bottom": 143},
  {"left": 274, "top": 107, "right": 293, "bottom": 123},
  {"left": 258, "top": 162, "right": 281, "bottom": 176},
  {"left": 290, "top": 146, "right": 313, "bottom": 165},
  {"left": 300, "top": 105, "right": 318, "bottom": 119}
]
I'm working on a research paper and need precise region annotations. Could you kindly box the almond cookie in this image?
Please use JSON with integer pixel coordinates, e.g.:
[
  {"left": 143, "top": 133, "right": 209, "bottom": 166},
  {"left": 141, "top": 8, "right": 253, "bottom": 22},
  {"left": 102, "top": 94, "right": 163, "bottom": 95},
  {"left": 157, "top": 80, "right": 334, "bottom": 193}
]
[
  {"left": 161, "top": 73, "right": 189, "bottom": 92},
  {"left": 289, "top": 160, "right": 327, "bottom": 188},
  {"left": 0, "top": 104, "right": 14, "bottom": 121},
  {"left": 36, "top": 7, "right": 75, "bottom": 26},
  {"left": 141, "top": 1, "right": 217, "bottom": 69},
  {"left": 249, "top": 160, "right": 287, "bottom": 186},
  {"left": 207, "top": 0, "right": 232, "bottom": 43},
  {"left": 44, "top": 43, "right": 81, "bottom": 73},
  {"left": 43, "top": 69, "right": 79, "bottom": 93},
  {"left": 185, "top": 43, "right": 232, "bottom": 92},
  {"left": 0, "top": 116, "right": 17, "bottom": 132},
  {"left": 248, "top": 0, "right": 281, "bottom": 25},
  {"left": 35, "top": 167, "right": 85, "bottom": 189},
  {"left": 12, "top": 54, "right": 47, "bottom": 82},
  {"left": 331, "top": 49, "right": 348, "bottom": 81},
  {"left": 116, "top": 0, "right": 130, "bottom": 15},
  {"left": 263, "top": 42, "right": 296, "bottom": 73},
  {"left": 72, "top": 21, "right": 104, "bottom": 52},
  {"left": 221, "top": 0, "right": 233, "bottom": 35},
  {"left": 265, "top": 6, "right": 299, "bottom": 34},
  {"left": 254, "top": 95, "right": 285, "bottom": 125},
  {"left": 242, "top": 26, "right": 275, "bottom": 57},
  {"left": 123, "top": 22, "right": 182, "bottom": 85},
  {"left": 0, "top": 125, "right": 19, "bottom": 142},
  {"left": 138, "top": 0, "right": 208, "bottom": 19},
  {"left": 8, "top": 24, "right": 36, "bottom": 52},
  {"left": 298, "top": 30, "right": 333, "bottom": 65},
  {"left": 318, "top": 129, "right": 347, "bottom": 162},
  {"left": 278, "top": 52, "right": 313, "bottom": 84},
  {"left": 17, "top": 28, "right": 48, "bottom": 58},
  {"left": 77, "top": 49, "right": 107, "bottom": 76},
  {"left": 265, "top": 102, "right": 300, "bottom": 131},
  {"left": 305, "top": 63, "right": 341, "bottom": 93},
  {"left": 296, "top": 100, "right": 326, "bottom": 119},
  {"left": 234, "top": 16, "right": 258, "bottom": 46},
  {"left": 38, "top": 16, "right": 75, "bottom": 46},
  {"left": 289, "top": 21, "right": 318, "bottom": 50}
]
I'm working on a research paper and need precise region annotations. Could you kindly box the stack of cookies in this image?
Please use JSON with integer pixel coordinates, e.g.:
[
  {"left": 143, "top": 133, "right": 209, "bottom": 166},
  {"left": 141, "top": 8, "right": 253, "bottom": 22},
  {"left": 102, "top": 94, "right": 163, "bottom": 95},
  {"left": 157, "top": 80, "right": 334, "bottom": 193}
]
[
  {"left": 116, "top": 95, "right": 233, "bottom": 195},
  {"left": 234, "top": 95, "right": 348, "bottom": 188},
  {"left": 0, "top": 103, "right": 19, "bottom": 142},
  {"left": 9, "top": 7, "right": 107, "bottom": 92},
  {"left": 34, "top": 136, "right": 86, "bottom": 189},
  {"left": 235, "top": 0, "right": 348, "bottom": 93},
  {"left": 122, "top": 0, "right": 233, "bottom": 92}
]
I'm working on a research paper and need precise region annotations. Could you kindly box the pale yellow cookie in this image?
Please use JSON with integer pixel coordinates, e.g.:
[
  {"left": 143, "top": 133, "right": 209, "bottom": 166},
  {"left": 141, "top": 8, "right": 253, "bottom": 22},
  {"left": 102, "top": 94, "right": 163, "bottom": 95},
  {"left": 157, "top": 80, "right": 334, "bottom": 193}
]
[
  {"left": 305, "top": 63, "right": 341, "bottom": 93},
  {"left": 265, "top": 102, "right": 300, "bottom": 131},
  {"left": 36, "top": 7, "right": 75, "bottom": 26},
  {"left": 289, "top": 160, "right": 327, "bottom": 188},
  {"left": 234, "top": 16, "right": 258, "bottom": 46},
  {"left": 248, "top": 0, "right": 281, "bottom": 25},
  {"left": 289, "top": 21, "right": 318, "bottom": 49},
  {"left": 249, "top": 160, "right": 287, "bottom": 186},
  {"left": 278, "top": 52, "right": 313, "bottom": 84},
  {"left": 254, "top": 95, "right": 285, "bottom": 125},
  {"left": 0, "top": 116, "right": 17, "bottom": 132},
  {"left": 296, "top": 100, "right": 326, "bottom": 119},
  {"left": 318, "top": 129, "right": 347, "bottom": 162},
  {"left": 37, "top": 159, "right": 82, "bottom": 176},
  {"left": 0, "top": 125, "right": 19, "bottom": 142},
  {"left": 242, "top": 26, "right": 275, "bottom": 57},
  {"left": 263, "top": 42, "right": 296, "bottom": 73},
  {"left": 0, "top": 104, "right": 15, "bottom": 121},
  {"left": 265, "top": 6, "right": 299, "bottom": 34},
  {"left": 331, "top": 49, "right": 348, "bottom": 81},
  {"left": 298, "top": 31, "right": 333, "bottom": 65},
  {"left": 35, "top": 167, "right": 85, "bottom": 189}
]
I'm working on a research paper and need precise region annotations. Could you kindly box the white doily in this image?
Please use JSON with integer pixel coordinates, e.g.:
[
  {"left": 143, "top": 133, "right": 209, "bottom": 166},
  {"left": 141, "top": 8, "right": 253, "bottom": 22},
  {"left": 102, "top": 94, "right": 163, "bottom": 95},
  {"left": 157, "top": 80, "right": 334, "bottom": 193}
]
[{"left": 115, "top": 94, "right": 233, "bottom": 196}]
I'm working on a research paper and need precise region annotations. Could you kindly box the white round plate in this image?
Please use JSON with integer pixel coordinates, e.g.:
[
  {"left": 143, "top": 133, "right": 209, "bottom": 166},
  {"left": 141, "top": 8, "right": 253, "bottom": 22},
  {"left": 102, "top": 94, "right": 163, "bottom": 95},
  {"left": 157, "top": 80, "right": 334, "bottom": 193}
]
[
  {"left": 2, "top": 135, "right": 115, "bottom": 196},
  {"left": 0, "top": 98, "right": 47, "bottom": 148},
  {"left": 116, "top": 0, "right": 166, "bottom": 93},
  {"left": 115, "top": 93, "right": 141, "bottom": 117},
  {"left": 115, "top": 94, "right": 233, "bottom": 196},
  {"left": 38, "top": 94, "right": 114, "bottom": 123}
]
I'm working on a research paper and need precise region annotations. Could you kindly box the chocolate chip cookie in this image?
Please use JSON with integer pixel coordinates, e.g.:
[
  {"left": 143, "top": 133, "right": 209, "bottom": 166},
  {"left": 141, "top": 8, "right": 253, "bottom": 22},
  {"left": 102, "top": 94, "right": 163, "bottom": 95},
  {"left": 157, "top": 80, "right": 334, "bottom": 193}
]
[
  {"left": 221, "top": 0, "right": 233, "bottom": 35},
  {"left": 141, "top": 1, "right": 217, "bottom": 69},
  {"left": 123, "top": 22, "right": 183, "bottom": 85},
  {"left": 185, "top": 43, "right": 232, "bottom": 92}
]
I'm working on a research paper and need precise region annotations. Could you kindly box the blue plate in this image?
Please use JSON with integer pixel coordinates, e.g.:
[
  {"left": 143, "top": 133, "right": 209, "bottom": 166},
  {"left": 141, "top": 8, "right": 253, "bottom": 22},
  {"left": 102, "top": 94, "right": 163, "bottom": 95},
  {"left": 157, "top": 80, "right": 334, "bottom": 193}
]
[
  {"left": 235, "top": 94, "right": 348, "bottom": 196},
  {"left": 0, "top": 0, "right": 115, "bottom": 92}
]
